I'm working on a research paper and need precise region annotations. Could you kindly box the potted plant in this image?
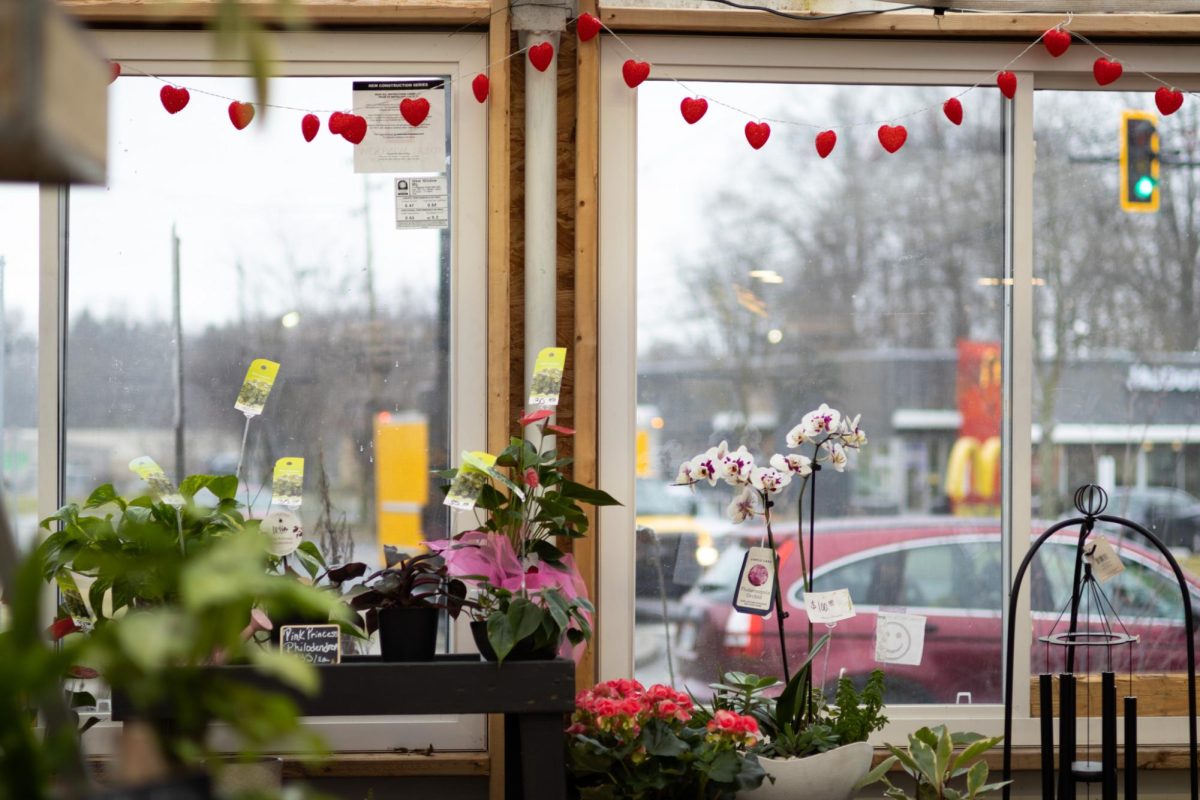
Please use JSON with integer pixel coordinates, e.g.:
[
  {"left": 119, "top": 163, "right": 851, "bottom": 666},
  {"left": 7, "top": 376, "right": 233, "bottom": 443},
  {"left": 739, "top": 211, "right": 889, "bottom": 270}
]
[
  {"left": 433, "top": 408, "right": 619, "bottom": 663},
  {"left": 855, "top": 725, "right": 1009, "bottom": 800},
  {"left": 566, "top": 678, "right": 767, "bottom": 798},
  {"left": 346, "top": 553, "right": 470, "bottom": 662},
  {"left": 691, "top": 636, "right": 888, "bottom": 800}
]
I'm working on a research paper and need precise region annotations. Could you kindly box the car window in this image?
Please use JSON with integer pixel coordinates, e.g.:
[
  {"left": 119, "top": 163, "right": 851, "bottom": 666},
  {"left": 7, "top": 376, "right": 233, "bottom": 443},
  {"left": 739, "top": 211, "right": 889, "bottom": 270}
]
[
  {"left": 812, "top": 550, "right": 903, "bottom": 607},
  {"left": 898, "top": 540, "right": 1002, "bottom": 610},
  {"left": 1035, "top": 541, "right": 1183, "bottom": 621}
]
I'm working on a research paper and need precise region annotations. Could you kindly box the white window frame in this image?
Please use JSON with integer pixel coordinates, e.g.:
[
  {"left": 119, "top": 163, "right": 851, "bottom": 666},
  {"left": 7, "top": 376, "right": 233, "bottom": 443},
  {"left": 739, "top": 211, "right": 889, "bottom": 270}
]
[
  {"left": 37, "top": 29, "right": 490, "bottom": 754},
  {"left": 597, "top": 34, "right": 1200, "bottom": 747}
]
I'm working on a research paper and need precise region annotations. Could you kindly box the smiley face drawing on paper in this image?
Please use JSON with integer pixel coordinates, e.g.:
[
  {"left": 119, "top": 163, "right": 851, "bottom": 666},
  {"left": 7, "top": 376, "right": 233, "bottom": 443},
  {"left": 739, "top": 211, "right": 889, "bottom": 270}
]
[{"left": 876, "top": 619, "right": 911, "bottom": 661}]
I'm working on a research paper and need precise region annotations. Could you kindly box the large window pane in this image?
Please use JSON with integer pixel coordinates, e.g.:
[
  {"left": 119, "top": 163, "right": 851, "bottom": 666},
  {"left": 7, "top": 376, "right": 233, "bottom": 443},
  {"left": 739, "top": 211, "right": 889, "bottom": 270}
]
[
  {"left": 635, "top": 81, "right": 1006, "bottom": 703},
  {"left": 1032, "top": 90, "right": 1200, "bottom": 679},
  {"left": 66, "top": 75, "right": 451, "bottom": 638}
]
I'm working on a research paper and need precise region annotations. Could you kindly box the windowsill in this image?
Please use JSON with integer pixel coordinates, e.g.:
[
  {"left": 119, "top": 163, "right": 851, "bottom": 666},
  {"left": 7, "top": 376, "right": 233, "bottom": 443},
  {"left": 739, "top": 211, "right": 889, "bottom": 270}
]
[
  {"left": 874, "top": 746, "right": 1196, "bottom": 772},
  {"left": 89, "top": 752, "right": 491, "bottom": 780}
]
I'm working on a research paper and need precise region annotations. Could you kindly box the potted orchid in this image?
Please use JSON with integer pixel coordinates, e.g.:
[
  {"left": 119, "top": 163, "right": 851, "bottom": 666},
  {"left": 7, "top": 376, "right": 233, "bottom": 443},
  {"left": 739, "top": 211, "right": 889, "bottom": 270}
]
[
  {"left": 435, "top": 409, "right": 620, "bottom": 663},
  {"left": 673, "top": 404, "right": 870, "bottom": 799}
]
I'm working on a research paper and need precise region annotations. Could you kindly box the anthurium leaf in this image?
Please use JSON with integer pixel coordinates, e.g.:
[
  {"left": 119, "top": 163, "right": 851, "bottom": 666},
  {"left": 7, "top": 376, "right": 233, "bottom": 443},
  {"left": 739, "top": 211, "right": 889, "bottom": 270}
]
[
  {"left": 507, "top": 598, "right": 543, "bottom": 642},
  {"left": 84, "top": 484, "right": 123, "bottom": 510},
  {"left": 559, "top": 480, "right": 622, "bottom": 507},
  {"left": 487, "top": 613, "right": 515, "bottom": 663}
]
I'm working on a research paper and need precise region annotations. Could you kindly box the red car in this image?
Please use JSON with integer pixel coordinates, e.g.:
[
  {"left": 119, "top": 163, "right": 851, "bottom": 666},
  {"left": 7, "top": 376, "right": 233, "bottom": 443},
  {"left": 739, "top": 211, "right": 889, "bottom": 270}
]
[{"left": 673, "top": 517, "right": 1200, "bottom": 704}]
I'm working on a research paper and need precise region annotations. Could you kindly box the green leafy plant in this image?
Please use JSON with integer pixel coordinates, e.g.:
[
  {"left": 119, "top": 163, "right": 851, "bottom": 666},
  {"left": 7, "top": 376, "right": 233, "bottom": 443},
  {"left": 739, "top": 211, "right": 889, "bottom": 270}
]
[
  {"left": 347, "top": 553, "right": 471, "bottom": 633},
  {"left": 856, "top": 725, "right": 1009, "bottom": 800},
  {"left": 475, "top": 586, "right": 593, "bottom": 663}
]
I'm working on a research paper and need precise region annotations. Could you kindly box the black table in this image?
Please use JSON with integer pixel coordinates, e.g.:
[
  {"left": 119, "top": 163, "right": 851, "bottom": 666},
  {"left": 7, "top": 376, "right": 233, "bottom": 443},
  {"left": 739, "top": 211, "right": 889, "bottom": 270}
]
[{"left": 112, "top": 654, "right": 575, "bottom": 800}]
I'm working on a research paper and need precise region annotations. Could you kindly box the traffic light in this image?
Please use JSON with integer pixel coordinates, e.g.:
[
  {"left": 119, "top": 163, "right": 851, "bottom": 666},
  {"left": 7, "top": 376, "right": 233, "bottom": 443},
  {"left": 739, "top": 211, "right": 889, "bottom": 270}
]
[{"left": 1120, "top": 110, "right": 1160, "bottom": 213}]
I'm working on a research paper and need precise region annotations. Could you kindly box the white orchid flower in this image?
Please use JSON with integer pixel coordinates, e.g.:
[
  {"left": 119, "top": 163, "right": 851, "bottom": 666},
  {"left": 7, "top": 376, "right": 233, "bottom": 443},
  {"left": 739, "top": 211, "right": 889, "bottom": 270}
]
[
  {"left": 802, "top": 403, "right": 842, "bottom": 438},
  {"left": 688, "top": 452, "right": 721, "bottom": 486},
  {"left": 770, "top": 452, "right": 813, "bottom": 477},
  {"left": 727, "top": 486, "right": 757, "bottom": 523},
  {"left": 719, "top": 446, "right": 756, "bottom": 486},
  {"left": 838, "top": 413, "right": 868, "bottom": 447},
  {"left": 750, "top": 466, "right": 792, "bottom": 494},
  {"left": 785, "top": 423, "right": 809, "bottom": 448},
  {"left": 673, "top": 460, "right": 698, "bottom": 486},
  {"left": 820, "top": 440, "right": 849, "bottom": 472}
]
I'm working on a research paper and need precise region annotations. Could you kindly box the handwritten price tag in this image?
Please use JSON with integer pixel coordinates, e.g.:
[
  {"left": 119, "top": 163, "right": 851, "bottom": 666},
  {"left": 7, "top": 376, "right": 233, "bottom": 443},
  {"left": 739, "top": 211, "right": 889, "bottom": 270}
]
[{"left": 803, "top": 589, "right": 856, "bottom": 623}]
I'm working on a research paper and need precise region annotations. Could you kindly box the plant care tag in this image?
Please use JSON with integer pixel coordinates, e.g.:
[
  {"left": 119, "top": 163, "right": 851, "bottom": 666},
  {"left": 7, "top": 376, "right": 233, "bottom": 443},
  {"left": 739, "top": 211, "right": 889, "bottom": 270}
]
[
  {"left": 1087, "top": 535, "right": 1125, "bottom": 584},
  {"left": 875, "top": 611, "right": 926, "bottom": 666},
  {"left": 463, "top": 449, "right": 525, "bottom": 501},
  {"left": 444, "top": 451, "right": 497, "bottom": 510},
  {"left": 128, "top": 457, "right": 184, "bottom": 508},
  {"left": 264, "top": 509, "right": 304, "bottom": 558},
  {"left": 528, "top": 347, "right": 567, "bottom": 407},
  {"left": 280, "top": 624, "right": 341, "bottom": 664},
  {"left": 803, "top": 589, "right": 856, "bottom": 623},
  {"left": 732, "top": 546, "right": 776, "bottom": 615},
  {"left": 272, "top": 458, "right": 305, "bottom": 509},
  {"left": 235, "top": 358, "right": 280, "bottom": 417}
]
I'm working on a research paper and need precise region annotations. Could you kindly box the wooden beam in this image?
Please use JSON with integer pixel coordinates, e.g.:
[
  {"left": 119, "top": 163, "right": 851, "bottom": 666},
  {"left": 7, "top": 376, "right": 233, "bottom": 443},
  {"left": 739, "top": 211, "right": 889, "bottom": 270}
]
[
  {"left": 574, "top": 0, "right": 600, "bottom": 695},
  {"left": 62, "top": 0, "right": 489, "bottom": 25},
  {"left": 1031, "top": 673, "right": 1198, "bottom": 718},
  {"left": 598, "top": 5, "right": 1200, "bottom": 39}
]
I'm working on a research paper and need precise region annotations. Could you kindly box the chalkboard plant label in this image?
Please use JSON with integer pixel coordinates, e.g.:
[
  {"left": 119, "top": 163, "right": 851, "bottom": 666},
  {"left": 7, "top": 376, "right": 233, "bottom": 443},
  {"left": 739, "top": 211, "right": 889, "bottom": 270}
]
[{"left": 280, "top": 624, "right": 342, "bottom": 664}]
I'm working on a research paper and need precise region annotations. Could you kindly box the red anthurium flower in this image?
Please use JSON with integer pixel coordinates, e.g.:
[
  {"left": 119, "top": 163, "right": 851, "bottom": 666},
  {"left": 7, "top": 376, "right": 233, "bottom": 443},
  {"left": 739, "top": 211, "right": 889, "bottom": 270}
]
[
  {"left": 545, "top": 424, "right": 576, "bottom": 437},
  {"left": 519, "top": 409, "right": 554, "bottom": 426},
  {"left": 49, "top": 617, "right": 81, "bottom": 641},
  {"left": 524, "top": 468, "right": 540, "bottom": 488}
]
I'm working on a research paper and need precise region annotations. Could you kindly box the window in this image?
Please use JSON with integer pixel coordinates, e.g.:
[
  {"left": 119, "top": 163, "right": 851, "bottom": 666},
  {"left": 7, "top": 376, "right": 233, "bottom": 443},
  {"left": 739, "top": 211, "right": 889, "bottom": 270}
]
[
  {"left": 599, "top": 36, "right": 1200, "bottom": 742},
  {"left": 32, "top": 29, "right": 488, "bottom": 753}
]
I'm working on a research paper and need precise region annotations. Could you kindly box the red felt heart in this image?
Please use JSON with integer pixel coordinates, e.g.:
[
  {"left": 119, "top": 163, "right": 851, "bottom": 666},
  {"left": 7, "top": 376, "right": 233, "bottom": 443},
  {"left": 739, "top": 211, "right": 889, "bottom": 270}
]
[
  {"left": 109, "top": 62, "right": 121, "bottom": 84},
  {"left": 680, "top": 97, "right": 707, "bottom": 125},
  {"left": 1043, "top": 27, "right": 1071, "bottom": 57},
  {"left": 528, "top": 42, "right": 555, "bottom": 72},
  {"left": 400, "top": 97, "right": 430, "bottom": 127},
  {"left": 878, "top": 124, "right": 907, "bottom": 154},
  {"left": 472, "top": 74, "right": 490, "bottom": 104},
  {"left": 576, "top": 12, "right": 602, "bottom": 42},
  {"left": 1093, "top": 58, "right": 1123, "bottom": 87},
  {"left": 744, "top": 121, "right": 770, "bottom": 150},
  {"left": 228, "top": 101, "right": 255, "bottom": 131},
  {"left": 329, "top": 111, "right": 348, "bottom": 134},
  {"left": 815, "top": 130, "right": 836, "bottom": 159},
  {"left": 943, "top": 97, "right": 963, "bottom": 126},
  {"left": 623, "top": 60, "right": 650, "bottom": 89},
  {"left": 1156, "top": 86, "right": 1184, "bottom": 116},
  {"left": 159, "top": 85, "right": 190, "bottom": 115},
  {"left": 301, "top": 114, "right": 319, "bottom": 142},
  {"left": 997, "top": 71, "right": 1017, "bottom": 100},
  {"left": 341, "top": 114, "right": 368, "bottom": 145}
]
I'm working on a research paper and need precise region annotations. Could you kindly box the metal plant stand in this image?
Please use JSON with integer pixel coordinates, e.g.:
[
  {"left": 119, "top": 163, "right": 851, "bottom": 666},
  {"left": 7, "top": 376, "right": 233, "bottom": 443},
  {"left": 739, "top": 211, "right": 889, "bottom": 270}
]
[{"left": 1002, "top": 485, "right": 1198, "bottom": 800}]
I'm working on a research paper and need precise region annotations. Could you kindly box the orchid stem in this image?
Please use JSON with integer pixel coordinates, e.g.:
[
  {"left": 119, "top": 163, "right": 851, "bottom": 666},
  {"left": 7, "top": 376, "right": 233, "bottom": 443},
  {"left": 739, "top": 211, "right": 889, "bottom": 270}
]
[{"left": 762, "top": 491, "right": 790, "bottom": 684}]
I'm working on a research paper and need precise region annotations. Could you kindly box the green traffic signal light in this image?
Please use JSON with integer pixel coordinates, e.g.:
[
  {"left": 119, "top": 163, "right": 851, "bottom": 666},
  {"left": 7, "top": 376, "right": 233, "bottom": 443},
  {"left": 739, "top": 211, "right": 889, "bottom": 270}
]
[{"left": 1134, "top": 175, "right": 1156, "bottom": 199}]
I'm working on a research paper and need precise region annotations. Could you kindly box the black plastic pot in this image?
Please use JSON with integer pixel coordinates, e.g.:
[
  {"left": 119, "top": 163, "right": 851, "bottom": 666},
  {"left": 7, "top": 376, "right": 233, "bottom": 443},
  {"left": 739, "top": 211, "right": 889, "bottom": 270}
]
[
  {"left": 378, "top": 606, "right": 440, "bottom": 662},
  {"left": 470, "top": 620, "right": 557, "bottom": 662}
]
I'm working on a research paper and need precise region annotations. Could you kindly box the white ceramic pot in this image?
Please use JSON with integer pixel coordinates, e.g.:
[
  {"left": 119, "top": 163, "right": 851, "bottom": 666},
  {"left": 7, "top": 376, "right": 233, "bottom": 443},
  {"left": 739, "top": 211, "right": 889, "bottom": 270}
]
[{"left": 741, "top": 741, "right": 874, "bottom": 800}]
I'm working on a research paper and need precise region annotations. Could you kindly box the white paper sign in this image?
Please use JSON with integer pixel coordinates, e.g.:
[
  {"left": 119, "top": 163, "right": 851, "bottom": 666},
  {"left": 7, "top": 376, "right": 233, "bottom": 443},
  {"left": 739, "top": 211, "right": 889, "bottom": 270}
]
[
  {"left": 803, "top": 589, "right": 856, "bottom": 623},
  {"left": 1087, "top": 536, "right": 1125, "bottom": 584},
  {"left": 395, "top": 176, "right": 448, "bottom": 229},
  {"left": 875, "top": 612, "right": 926, "bottom": 666},
  {"left": 265, "top": 510, "right": 304, "bottom": 558},
  {"left": 353, "top": 79, "right": 447, "bottom": 174}
]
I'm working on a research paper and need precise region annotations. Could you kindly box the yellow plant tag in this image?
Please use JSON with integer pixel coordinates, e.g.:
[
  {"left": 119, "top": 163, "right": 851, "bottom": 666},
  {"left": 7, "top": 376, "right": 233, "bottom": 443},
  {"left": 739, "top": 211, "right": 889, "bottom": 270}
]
[
  {"left": 528, "top": 347, "right": 567, "bottom": 407},
  {"left": 444, "top": 451, "right": 497, "bottom": 510},
  {"left": 235, "top": 358, "right": 280, "bottom": 417},
  {"left": 128, "top": 456, "right": 184, "bottom": 507},
  {"left": 272, "top": 457, "right": 305, "bottom": 508}
]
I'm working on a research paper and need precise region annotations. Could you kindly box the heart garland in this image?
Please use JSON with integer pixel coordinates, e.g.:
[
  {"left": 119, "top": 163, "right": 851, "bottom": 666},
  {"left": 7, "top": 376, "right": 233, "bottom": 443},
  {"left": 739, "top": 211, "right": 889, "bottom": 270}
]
[
  {"left": 815, "top": 130, "right": 836, "bottom": 159},
  {"left": 341, "top": 115, "right": 368, "bottom": 144},
  {"left": 942, "top": 98, "right": 963, "bottom": 126},
  {"left": 878, "top": 125, "right": 907, "bottom": 154},
  {"left": 1156, "top": 86, "right": 1184, "bottom": 116},
  {"left": 745, "top": 122, "right": 770, "bottom": 150},
  {"left": 329, "top": 111, "right": 348, "bottom": 135},
  {"left": 680, "top": 97, "right": 708, "bottom": 124},
  {"left": 159, "top": 85, "right": 190, "bottom": 114},
  {"left": 400, "top": 97, "right": 431, "bottom": 126},
  {"left": 528, "top": 42, "right": 555, "bottom": 72},
  {"left": 576, "top": 13, "right": 602, "bottom": 42},
  {"left": 472, "top": 74, "right": 490, "bottom": 104},
  {"left": 1093, "top": 58, "right": 1123, "bottom": 86},
  {"left": 228, "top": 101, "right": 255, "bottom": 131},
  {"left": 109, "top": 62, "right": 121, "bottom": 84},
  {"left": 301, "top": 114, "right": 320, "bottom": 142},
  {"left": 623, "top": 60, "right": 651, "bottom": 89}
]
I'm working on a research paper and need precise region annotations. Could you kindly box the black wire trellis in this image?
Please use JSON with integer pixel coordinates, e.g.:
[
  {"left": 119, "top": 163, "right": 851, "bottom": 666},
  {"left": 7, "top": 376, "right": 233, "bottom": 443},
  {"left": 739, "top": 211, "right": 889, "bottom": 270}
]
[{"left": 1002, "top": 484, "right": 1199, "bottom": 800}]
